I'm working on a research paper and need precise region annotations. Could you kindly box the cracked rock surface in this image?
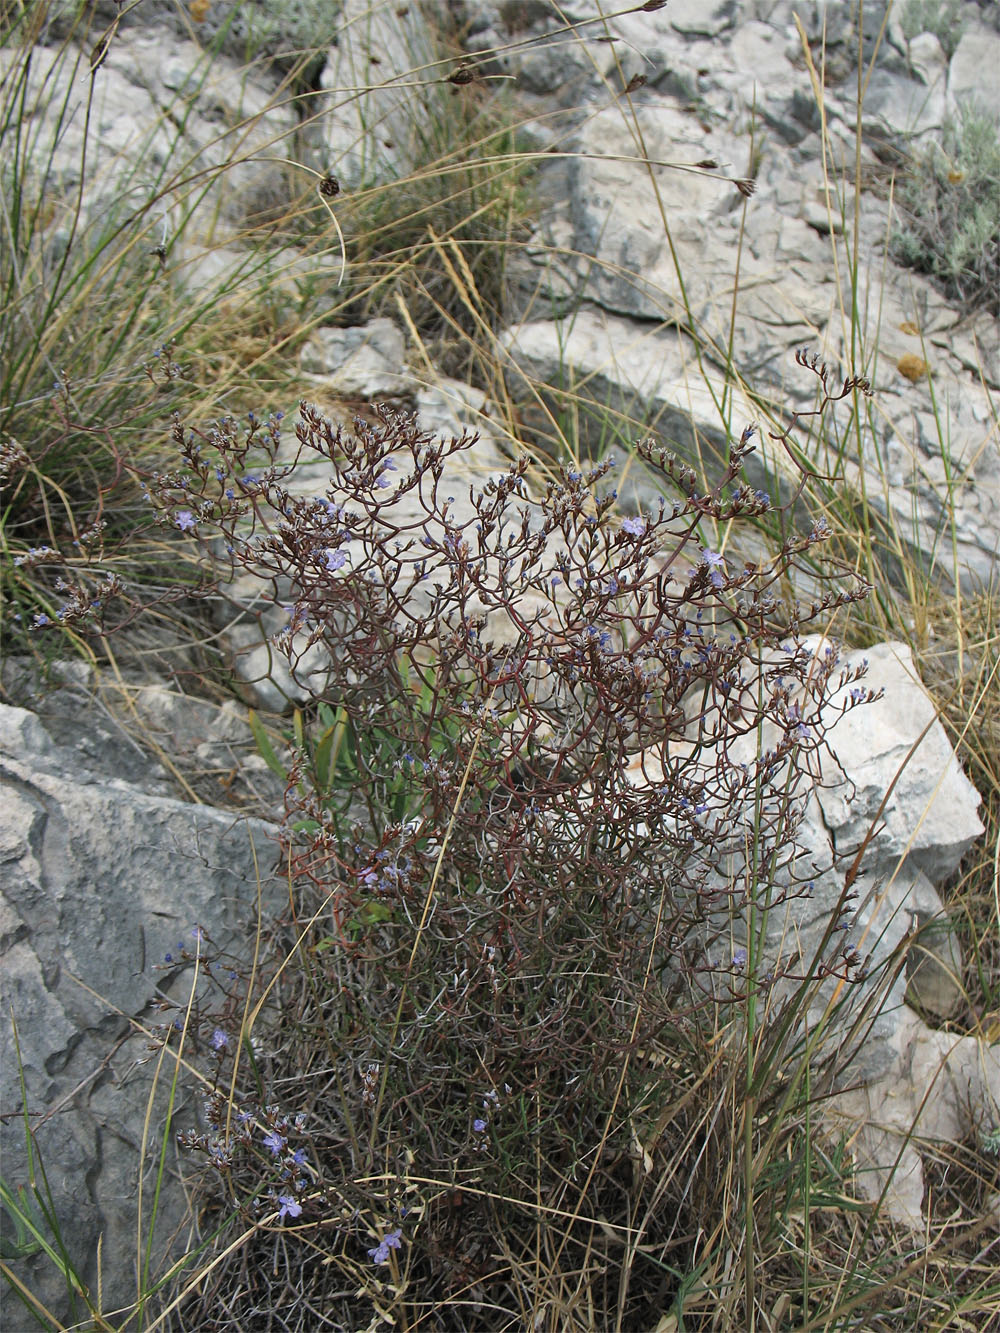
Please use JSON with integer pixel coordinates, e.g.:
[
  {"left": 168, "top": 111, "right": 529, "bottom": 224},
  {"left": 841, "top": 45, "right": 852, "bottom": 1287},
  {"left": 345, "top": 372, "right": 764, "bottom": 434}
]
[{"left": 0, "top": 676, "right": 281, "bottom": 1323}]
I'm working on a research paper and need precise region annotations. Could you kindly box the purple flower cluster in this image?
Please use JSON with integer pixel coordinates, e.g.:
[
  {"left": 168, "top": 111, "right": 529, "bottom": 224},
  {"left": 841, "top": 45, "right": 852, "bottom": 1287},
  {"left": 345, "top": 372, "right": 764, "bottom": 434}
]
[{"left": 368, "top": 1228, "right": 403, "bottom": 1264}]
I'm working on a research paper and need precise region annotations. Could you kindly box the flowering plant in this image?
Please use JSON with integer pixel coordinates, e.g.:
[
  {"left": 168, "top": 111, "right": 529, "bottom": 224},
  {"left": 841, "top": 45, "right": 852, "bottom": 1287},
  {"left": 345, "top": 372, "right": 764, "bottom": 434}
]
[{"left": 149, "top": 388, "right": 876, "bottom": 1327}]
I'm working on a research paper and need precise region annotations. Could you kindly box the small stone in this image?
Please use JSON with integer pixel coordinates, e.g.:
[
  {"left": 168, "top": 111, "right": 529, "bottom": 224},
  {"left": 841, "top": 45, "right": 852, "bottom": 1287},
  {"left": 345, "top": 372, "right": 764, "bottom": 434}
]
[{"left": 906, "top": 912, "right": 965, "bottom": 1020}]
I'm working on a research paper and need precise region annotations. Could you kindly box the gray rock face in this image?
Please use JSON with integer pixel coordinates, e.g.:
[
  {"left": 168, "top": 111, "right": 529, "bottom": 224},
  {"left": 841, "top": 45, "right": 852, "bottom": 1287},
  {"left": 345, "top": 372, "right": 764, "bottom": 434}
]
[
  {"left": 815, "top": 641, "right": 984, "bottom": 882},
  {"left": 318, "top": 0, "right": 445, "bottom": 189},
  {"left": 0, "top": 682, "right": 281, "bottom": 1325},
  {"left": 949, "top": 18, "right": 1000, "bottom": 120},
  {"left": 300, "top": 318, "right": 410, "bottom": 396},
  {"left": 0, "top": 24, "right": 297, "bottom": 242},
  {"left": 500, "top": 308, "right": 758, "bottom": 474},
  {"left": 800, "top": 639, "right": 981, "bottom": 1039},
  {"left": 688, "top": 639, "right": 982, "bottom": 1085},
  {"left": 474, "top": 0, "right": 1000, "bottom": 590},
  {"left": 827, "top": 1010, "right": 1000, "bottom": 1229},
  {"left": 618, "top": 631, "right": 981, "bottom": 1097}
]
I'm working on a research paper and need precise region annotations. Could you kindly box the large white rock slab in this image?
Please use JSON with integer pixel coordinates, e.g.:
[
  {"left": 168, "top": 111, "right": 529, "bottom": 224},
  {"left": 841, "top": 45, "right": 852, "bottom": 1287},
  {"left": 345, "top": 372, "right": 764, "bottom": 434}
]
[
  {"left": 826, "top": 1009, "right": 1000, "bottom": 1228},
  {"left": 949, "top": 18, "right": 1000, "bottom": 122},
  {"left": 0, "top": 24, "right": 297, "bottom": 239},
  {"left": 317, "top": 0, "right": 443, "bottom": 188},
  {"left": 0, "top": 697, "right": 281, "bottom": 1324},
  {"left": 615, "top": 631, "right": 982, "bottom": 1086},
  {"left": 301, "top": 318, "right": 409, "bottom": 397},
  {"left": 815, "top": 640, "right": 984, "bottom": 881},
  {"left": 499, "top": 308, "right": 792, "bottom": 511}
]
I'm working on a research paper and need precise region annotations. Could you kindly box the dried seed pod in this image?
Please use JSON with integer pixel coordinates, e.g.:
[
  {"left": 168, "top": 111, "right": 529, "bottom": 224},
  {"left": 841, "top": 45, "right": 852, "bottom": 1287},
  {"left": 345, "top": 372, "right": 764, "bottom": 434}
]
[{"left": 90, "top": 33, "right": 112, "bottom": 72}]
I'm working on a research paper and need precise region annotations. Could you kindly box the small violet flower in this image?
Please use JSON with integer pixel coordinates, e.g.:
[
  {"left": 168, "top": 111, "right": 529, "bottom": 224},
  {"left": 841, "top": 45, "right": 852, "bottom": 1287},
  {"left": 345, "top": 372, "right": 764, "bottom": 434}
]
[
  {"left": 376, "top": 458, "right": 398, "bottom": 488},
  {"left": 325, "top": 548, "right": 347, "bottom": 571},
  {"left": 473, "top": 1118, "right": 488, "bottom": 1133},
  {"left": 701, "top": 549, "right": 727, "bottom": 589},
  {"left": 210, "top": 1028, "right": 229, "bottom": 1052},
  {"left": 175, "top": 510, "right": 197, "bottom": 532},
  {"left": 622, "top": 516, "right": 645, "bottom": 537},
  {"left": 368, "top": 1228, "right": 403, "bottom": 1265},
  {"left": 278, "top": 1195, "right": 302, "bottom": 1221},
  {"left": 262, "top": 1130, "right": 286, "bottom": 1156}
]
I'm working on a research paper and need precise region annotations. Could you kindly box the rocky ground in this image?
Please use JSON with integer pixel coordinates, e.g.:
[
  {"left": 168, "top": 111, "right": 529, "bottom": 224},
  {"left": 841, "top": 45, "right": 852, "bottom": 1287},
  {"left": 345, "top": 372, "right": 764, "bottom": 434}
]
[{"left": 2, "top": 0, "right": 998, "bottom": 1322}]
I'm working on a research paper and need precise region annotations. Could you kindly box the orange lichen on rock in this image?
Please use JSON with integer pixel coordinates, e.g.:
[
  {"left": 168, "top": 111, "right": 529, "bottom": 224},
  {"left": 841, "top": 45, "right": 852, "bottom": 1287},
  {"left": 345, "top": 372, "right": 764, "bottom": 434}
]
[{"left": 897, "top": 353, "right": 929, "bottom": 383}]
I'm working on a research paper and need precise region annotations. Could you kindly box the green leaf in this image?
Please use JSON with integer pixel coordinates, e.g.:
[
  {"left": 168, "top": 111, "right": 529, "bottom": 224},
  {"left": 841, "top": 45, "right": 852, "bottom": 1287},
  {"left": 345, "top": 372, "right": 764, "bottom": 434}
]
[
  {"left": 313, "top": 724, "right": 337, "bottom": 791},
  {"left": 0, "top": 1184, "right": 45, "bottom": 1259},
  {"left": 362, "top": 901, "right": 395, "bottom": 924},
  {"left": 247, "top": 710, "right": 287, "bottom": 779},
  {"left": 328, "top": 705, "right": 355, "bottom": 778}
]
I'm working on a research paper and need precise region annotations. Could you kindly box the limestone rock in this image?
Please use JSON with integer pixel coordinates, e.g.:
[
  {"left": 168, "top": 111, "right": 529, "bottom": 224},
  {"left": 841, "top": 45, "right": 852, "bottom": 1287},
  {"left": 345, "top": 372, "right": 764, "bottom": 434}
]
[
  {"left": 826, "top": 1009, "right": 1000, "bottom": 1228},
  {"left": 862, "top": 68, "right": 949, "bottom": 138},
  {"left": 220, "top": 332, "right": 518, "bottom": 709},
  {"left": 301, "top": 318, "right": 409, "bottom": 398},
  {"left": 949, "top": 19, "right": 1000, "bottom": 122},
  {"left": 0, "top": 24, "right": 297, "bottom": 239},
  {"left": 814, "top": 641, "right": 984, "bottom": 882},
  {"left": 0, "top": 697, "right": 281, "bottom": 1324},
  {"left": 317, "top": 0, "right": 440, "bottom": 189},
  {"left": 621, "top": 636, "right": 981, "bottom": 1085},
  {"left": 483, "top": 0, "right": 999, "bottom": 591},
  {"left": 499, "top": 308, "right": 789, "bottom": 508},
  {"left": 907, "top": 31, "right": 948, "bottom": 88}
]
